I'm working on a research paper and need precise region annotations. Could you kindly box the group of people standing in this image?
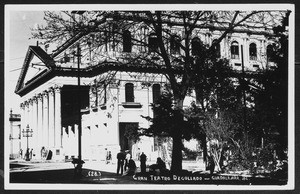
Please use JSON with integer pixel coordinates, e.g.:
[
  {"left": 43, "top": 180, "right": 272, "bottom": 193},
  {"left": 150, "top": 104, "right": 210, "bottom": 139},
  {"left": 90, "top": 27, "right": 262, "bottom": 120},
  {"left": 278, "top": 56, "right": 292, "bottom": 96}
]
[
  {"left": 19, "top": 147, "right": 52, "bottom": 161},
  {"left": 19, "top": 148, "right": 33, "bottom": 160},
  {"left": 116, "top": 149, "right": 148, "bottom": 176},
  {"left": 116, "top": 150, "right": 135, "bottom": 176},
  {"left": 116, "top": 149, "right": 167, "bottom": 176}
]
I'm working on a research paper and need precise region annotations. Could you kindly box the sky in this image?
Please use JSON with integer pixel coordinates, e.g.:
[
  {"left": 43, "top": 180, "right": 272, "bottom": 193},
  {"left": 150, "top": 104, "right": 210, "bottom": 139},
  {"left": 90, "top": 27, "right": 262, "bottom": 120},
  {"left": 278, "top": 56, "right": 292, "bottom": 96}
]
[{"left": 6, "top": 10, "right": 45, "bottom": 115}]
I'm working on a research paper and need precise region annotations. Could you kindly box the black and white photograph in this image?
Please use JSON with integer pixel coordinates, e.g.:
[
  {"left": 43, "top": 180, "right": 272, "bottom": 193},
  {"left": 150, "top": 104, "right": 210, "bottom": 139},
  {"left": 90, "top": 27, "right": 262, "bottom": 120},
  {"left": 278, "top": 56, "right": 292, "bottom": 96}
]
[{"left": 4, "top": 4, "right": 295, "bottom": 190}]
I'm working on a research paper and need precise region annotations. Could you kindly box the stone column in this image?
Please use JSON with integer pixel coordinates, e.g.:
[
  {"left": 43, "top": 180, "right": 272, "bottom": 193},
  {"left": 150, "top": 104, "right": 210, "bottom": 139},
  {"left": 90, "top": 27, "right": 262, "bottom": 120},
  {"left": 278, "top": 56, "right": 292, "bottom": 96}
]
[
  {"left": 243, "top": 38, "right": 248, "bottom": 66},
  {"left": 48, "top": 88, "right": 55, "bottom": 148},
  {"left": 37, "top": 94, "right": 43, "bottom": 157},
  {"left": 42, "top": 91, "right": 49, "bottom": 147},
  {"left": 28, "top": 99, "right": 33, "bottom": 140},
  {"left": 20, "top": 103, "right": 26, "bottom": 156},
  {"left": 260, "top": 40, "right": 264, "bottom": 63},
  {"left": 225, "top": 36, "right": 229, "bottom": 58},
  {"left": 32, "top": 96, "right": 38, "bottom": 157},
  {"left": 54, "top": 86, "right": 62, "bottom": 148},
  {"left": 24, "top": 101, "right": 30, "bottom": 152},
  {"left": 20, "top": 102, "right": 25, "bottom": 134}
]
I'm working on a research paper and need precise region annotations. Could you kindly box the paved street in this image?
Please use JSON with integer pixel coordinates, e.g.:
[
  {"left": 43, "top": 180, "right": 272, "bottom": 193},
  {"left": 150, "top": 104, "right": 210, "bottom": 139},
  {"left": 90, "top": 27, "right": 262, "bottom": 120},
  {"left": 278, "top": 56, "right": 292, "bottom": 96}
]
[
  {"left": 9, "top": 159, "right": 206, "bottom": 184},
  {"left": 8, "top": 159, "right": 287, "bottom": 186}
]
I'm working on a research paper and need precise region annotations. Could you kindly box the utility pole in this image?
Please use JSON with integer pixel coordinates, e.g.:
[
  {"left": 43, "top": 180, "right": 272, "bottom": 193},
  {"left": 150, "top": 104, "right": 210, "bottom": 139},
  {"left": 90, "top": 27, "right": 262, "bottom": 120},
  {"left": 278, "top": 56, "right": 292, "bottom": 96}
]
[
  {"left": 71, "top": 43, "right": 84, "bottom": 178},
  {"left": 77, "top": 43, "right": 82, "bottom": 163}
]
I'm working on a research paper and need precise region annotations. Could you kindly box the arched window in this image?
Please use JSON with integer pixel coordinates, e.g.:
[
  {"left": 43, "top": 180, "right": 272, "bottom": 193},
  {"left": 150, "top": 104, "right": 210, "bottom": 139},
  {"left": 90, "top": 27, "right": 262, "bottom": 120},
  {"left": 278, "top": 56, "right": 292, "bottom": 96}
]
[
  {"left": 125, "top": 83, "right": 134, "bottom": 102},
  {"left": 231, "top": 41, "right": 239, "bottom": 59},
  {"left": 170, "top": 35, "right": 180, "bottom": 54},
  {"left": 148, "top": 33, "right": 158, "bottom": 52},
  {"left": 249, "top": 43, "right": 257, "bottom": 61},
  {"left": 267, "top": 44, "right": 275, "bottom": 62},
  {"left": 152, "top": 84, "right": 161, "bottom": 103},
  {"left": 212, "top": 39, "right": 221, "bottom": 58},
  {"left": 123, "top": 30, "right": 132, "bottom": 52},
  {"left": 191, "top": 37, "right": 203, "bottom": 56}
]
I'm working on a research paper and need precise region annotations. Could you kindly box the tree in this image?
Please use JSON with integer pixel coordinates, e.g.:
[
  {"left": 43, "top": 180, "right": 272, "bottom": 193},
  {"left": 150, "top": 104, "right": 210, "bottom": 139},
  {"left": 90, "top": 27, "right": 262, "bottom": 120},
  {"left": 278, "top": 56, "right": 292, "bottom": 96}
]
[
  {"left": 31, "top": 10, "right": 287, "bottom": 172},
  {"left": 203, "top": 111, "right": 240, "bottom": 172},
  {"left": 249, "top": 11, "right": 290, "bottom": 160}
]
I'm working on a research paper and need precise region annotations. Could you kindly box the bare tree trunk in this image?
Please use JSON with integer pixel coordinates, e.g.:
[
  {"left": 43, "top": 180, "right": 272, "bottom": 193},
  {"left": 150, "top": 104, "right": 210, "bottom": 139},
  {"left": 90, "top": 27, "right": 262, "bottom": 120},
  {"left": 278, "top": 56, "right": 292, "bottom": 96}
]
[
  {"left": 171, "top": 132, "right": 183, "bottom": 172},
  {"left": 170, "top": 98, "right": 184, "bottom": 172},
  {"left": 212, "top": 149, "right": 222, "bottom": 172}
]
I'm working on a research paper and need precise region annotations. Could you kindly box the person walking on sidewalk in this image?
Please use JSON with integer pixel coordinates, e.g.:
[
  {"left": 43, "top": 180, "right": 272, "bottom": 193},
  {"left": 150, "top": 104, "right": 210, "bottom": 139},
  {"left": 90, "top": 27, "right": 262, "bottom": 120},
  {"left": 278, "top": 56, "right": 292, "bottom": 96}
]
[
  {"left": 116, "top": 150, "right": 125, "bottom": 175},
  {"left": 140, "top": 152, "right": 147, "bottom": 174}
]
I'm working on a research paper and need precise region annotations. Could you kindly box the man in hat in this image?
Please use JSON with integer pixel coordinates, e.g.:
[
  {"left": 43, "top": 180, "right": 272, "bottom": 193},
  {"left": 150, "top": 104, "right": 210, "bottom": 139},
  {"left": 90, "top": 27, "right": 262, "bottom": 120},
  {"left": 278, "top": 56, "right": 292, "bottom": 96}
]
[
  {"left": 140, "top": 152, "right": 147, "bottom": 174},
  {"left": 117, "top": 150, "right": 125, "bottom": 175}
]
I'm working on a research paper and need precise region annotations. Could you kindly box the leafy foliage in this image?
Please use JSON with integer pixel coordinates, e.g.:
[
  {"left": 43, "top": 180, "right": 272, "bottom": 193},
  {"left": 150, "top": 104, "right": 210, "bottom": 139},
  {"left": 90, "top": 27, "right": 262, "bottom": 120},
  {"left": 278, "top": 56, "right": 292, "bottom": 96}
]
[
  {"left": 124, "top": 123, "right": 140, "bottom": 143},
  {"left": 249, "top": 11, "right": 289, "bottom": 158},
  {"left": 141, "top": 92, "right": 199, "bottom": 141}
]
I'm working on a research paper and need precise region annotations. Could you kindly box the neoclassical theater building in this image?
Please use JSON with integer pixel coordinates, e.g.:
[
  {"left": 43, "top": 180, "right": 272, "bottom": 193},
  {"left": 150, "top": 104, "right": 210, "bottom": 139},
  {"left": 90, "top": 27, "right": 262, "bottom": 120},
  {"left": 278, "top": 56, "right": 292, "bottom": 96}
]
[{"left": 14, "top": 11, "right": 280, "bottom": 162}]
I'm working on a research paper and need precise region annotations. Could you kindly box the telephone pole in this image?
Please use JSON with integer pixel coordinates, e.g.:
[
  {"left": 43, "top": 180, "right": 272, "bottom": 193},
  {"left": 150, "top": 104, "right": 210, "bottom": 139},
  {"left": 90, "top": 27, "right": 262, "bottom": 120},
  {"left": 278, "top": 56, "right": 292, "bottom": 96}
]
[{"left": 77, "top": 43, "right": 82, "bottom": 163}]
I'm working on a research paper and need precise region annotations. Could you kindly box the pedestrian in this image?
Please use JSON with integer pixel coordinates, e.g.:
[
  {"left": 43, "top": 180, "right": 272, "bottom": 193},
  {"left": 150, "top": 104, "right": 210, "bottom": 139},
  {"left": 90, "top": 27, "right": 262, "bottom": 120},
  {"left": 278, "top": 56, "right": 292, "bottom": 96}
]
[
  {"left": 24, "top": 148, "right": 30, "bottom": 160},
  {"left": 29, "top": 149, "right": 33, "bottom": 160},
  {"left": 108, "top": 151, "right": 112, "bottom": 163},
  {"left": 124, "top": 151, "right": 131, "bottom": 171},
  {"left": 19, "top": 149, "right": 23, "bottom": 159},
  {"left": 41, "top": 147, "right": 45, "bottom": 160},
  {"left": 150, "top": 157, "right": 167, "bottom": 175},
  {"left": 116, "top": 150, "right": 125, "bottom": 175},
  {"left": 136, "top": 148, "right": 141, "bottom": 160},
  {"left": 106, "top": 150, "right": 112, "bottom": 164},
  {"left": 140, "top": 152, "right": 147, "bottom": 174},
  {"left": 125, "top": 157, "right": 136, "bottom": 176}
]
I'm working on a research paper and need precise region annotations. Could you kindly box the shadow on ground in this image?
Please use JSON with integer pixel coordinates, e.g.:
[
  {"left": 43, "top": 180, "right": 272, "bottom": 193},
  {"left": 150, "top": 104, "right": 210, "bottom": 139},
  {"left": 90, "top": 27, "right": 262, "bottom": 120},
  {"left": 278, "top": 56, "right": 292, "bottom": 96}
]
[
  {"left": 10, "top": 168, "right": 139, "bottom": 184},
  {"left": 9, "top": 167, "right": 287, "bottom": 185}
]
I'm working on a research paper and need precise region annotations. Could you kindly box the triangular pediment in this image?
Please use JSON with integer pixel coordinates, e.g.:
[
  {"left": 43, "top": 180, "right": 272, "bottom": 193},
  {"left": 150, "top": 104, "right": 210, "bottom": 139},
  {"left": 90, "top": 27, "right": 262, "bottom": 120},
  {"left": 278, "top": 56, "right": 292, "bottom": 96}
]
[
  {"left": 15, "top": 46, "right": 56, "bottom": 95},
  {"left": 23, "top": 55, "right": 48, "bottom": 86}
]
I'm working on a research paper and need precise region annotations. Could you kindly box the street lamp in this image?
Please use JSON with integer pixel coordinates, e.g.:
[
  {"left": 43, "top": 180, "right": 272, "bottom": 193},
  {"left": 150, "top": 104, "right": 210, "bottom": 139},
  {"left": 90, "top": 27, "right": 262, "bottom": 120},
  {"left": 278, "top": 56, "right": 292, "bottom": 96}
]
[
  {"left": 71, "top": 43, "right": 84, "bottom": 178},
  {"left": 22, "top": 124, "right": 33, "bottom": 161}
]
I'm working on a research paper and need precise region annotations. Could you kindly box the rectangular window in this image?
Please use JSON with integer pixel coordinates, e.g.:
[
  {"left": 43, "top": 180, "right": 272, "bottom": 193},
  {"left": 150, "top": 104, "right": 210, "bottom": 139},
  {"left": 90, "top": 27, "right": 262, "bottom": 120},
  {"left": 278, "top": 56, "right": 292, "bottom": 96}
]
[
  {"left": 123, "top": 30, "right": 132, "bottom": 52},
  {"left": 152, "top": 84, "right": 161, "bottom": 104},
  {"left": 231, "top": 42, "right": 239, "bottom": 59},
  {"left": 149, "top": 33, "right": 158, "bottom": 52},
  {"left": 125, "top": 83, "right": 134, "bottom": 102}
]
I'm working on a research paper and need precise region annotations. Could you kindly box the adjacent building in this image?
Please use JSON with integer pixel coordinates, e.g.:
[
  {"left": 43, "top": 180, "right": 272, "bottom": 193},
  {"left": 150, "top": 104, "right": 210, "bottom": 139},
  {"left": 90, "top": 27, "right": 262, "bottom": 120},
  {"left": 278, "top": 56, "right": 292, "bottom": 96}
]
[{"left": 9, "top": 110, "right": 21, "bottom": 159}]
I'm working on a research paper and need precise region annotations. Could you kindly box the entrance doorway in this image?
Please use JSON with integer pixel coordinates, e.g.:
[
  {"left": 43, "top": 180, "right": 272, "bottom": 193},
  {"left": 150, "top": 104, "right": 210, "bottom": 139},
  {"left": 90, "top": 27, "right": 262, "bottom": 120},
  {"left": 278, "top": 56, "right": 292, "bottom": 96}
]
[{"left": 119, "top": 122, "right": 138, "bottom": 151}]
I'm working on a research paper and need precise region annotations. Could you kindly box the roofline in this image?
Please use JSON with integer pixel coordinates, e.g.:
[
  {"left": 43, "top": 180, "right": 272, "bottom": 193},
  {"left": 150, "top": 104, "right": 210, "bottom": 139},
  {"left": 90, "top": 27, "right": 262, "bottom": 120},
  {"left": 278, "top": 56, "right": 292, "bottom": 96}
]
[
  {"left": 15, "top": 60, "right": 262, "bottom": 97},
  {"left": 15, "top": 63, "right": 173, "bottom": 97},
  {"left": 15, "top": 69, "right": 54, "bottom": 97},
  {"left": 48, "top": 13, "right": 275, "bottom": 59},
  {"left": 15, "top": 46, "right": 55, "bottom": 95}
]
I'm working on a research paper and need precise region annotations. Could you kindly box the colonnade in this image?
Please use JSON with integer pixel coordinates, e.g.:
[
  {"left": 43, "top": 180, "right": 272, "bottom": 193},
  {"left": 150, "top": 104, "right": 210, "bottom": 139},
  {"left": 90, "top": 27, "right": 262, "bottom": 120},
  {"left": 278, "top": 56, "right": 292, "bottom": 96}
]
[{"left": 20, "top": 85, "right": 63, "bottom": 160}]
